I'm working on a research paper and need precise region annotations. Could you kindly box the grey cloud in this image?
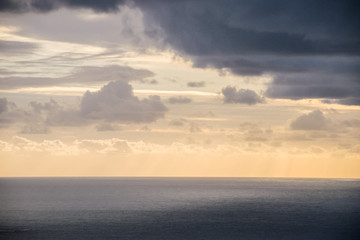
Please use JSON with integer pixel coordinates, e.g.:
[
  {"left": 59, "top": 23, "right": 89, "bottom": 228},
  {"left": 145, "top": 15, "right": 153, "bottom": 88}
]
[
  {"left": 40, "top": 107, "right": 84, "bottom": 127},
  {"left": 222, "top": 86, "right": 264, "bottom": 105},
  {"left": 80, "top": 80, "right": 167, "bottom": 123},
  {"left": 0, "top": 80, "right": 168, "bottom": 129},
  {"left": 5, "top": 1, "right": 358, "bottom": 54},
  {"left": 341, "top": 119, "right": 360, "bottom": 128},
  {"left": 139, "top": 0, "right": 359, "bottom": 55},
  {"left": 140, "top": 125, "right": 151, "bottom": 132},
  {"left": 335, "top": 97, "right": 360, "bottom": 106},
  {"left": 0, "top": 98, "right": 27, "bottom": 126},
  {"left": 96, "top": 122, "right": 120, "bottom": 131},
  {"left": 140, "top": 0, "right": 360, "bottom": 105},
  {"left": 0, "top": 65, "right": 154, "bottom": 89},
  {"left": 148, "top": 79, "right": 158, "bottom": 85},
  {"left": 1, "top": 6, "right": 154, "bottom": 49},
  {"left": 190, "top": 111, "right": 215, "bottom": 118},
  {"left": 142, "top": 0, "right": 360, "bottom": 105},
  {"left": 194, "top": 56, "right": 360, "bottom": 76},
  {"left": 2, "top": 0, "right": 360, "bottom": 105},
  {"left": 290, "top": 110, "right": 329, "bottom": 131},
  {"left": 20, "top": 123, "right": 49, "bottom": 134},
  {"left": 265, "top": 73, "right": 360, "bottom": 103},
  {"left": 167, "top": 96, "right": 192, "bottom": 104},
  {"left": 28, "top": 99, "right": 85, "bottom": 126},
  {"left": 69, "top": 65, "right": 154, "bottom": 83},
  {"left": 169, "top": 118, "right": 187, "bottom": 126},
  {"left": 0, "top": 98, "right": 61, "bottom": 130},
  {"left": 244, "top": 130, "right": 271, "bottom": 142},
  {"left": 236, "top": 122, "right": 272, "bottom": 142},
  {"left": 0, "top": 0, "right": 23, "bottom": 12},
  {"left": 0, "top": 98, "right": 9, "bottom": 114},
  {"left": 0, "top": 0, "right": 127, "bottom": 13},
  {"left": 187, "top": 81, "right": 205, "bottom": 88},
  {"left": 189, "top": 122, "right": 201, "bottom": 133},
  {"left": 29, "top": 99, "right": 59, "bottom": 113},
  {"left": 0, "top": 40, "right": 38, "bottom": 55}
]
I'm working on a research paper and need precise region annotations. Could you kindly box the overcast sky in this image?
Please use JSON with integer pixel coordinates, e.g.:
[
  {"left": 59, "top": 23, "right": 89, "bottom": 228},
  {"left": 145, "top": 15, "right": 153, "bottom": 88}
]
[{"left": 0, "top": 0, "right": 359, "bottom": 177}]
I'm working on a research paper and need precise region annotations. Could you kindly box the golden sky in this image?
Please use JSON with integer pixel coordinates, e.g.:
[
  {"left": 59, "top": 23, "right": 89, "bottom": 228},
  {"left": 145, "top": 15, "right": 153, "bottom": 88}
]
[{"left": 0, "top": 1, "right": 359, "bottom": 177}]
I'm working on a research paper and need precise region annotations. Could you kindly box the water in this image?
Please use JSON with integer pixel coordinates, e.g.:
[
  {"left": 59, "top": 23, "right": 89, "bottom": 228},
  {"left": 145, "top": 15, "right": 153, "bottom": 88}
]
[{"left": 0, "top": 178, "right": 359, "bottom": 239}]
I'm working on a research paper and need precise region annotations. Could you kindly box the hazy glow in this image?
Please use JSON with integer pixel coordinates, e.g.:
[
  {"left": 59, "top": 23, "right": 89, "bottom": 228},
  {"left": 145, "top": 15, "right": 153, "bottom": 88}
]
[{"left": 0, "top": 1, "right": 359, "bottom": 178}]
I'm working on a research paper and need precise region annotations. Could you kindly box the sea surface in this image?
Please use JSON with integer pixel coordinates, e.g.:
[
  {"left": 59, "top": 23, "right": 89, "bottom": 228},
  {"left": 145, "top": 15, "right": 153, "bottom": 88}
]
[{"left": 0, "top": 178, "right": 359, "bottom": 239}]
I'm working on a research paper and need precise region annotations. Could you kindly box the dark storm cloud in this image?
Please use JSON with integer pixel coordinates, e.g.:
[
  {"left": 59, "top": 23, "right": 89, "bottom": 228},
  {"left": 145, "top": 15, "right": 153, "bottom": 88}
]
[
  {"left": 139, "top": 0, "right": 360, "bottom": 56},
  {"left": 194, "top": 56, "right": 360, "bottom": 76},
  {"left": 265, "top": 73, "right": 360, "bottom": 103},
  {"left": 335, "top": 97, "right": 360, "bottom": 106},
  {"left": 140, "top": 0, "right": 360, "bottom": 105},
  {"left": 2, "top": 0, "right": 359, "bottom": 104},
  {"left": 142, "top": 0, "right": 359, "bottom": 105},
  {"left": 222, "top": 86, "right": 264, "bottom": 105},
  {"left": 4, "top": 0, "right": 358, "bottom": 50},
  {"left": 0, "top": 0, "right": 127, "bottom": 13},
  {"left": 0, "top": 65, "right": 154, "bottom": 89}
]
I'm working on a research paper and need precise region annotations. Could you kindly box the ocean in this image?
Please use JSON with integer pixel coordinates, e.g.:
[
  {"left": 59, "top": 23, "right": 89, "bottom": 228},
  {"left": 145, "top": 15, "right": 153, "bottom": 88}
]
[{"left": 0, "top": 178, "right": 359, "bottom": 239}]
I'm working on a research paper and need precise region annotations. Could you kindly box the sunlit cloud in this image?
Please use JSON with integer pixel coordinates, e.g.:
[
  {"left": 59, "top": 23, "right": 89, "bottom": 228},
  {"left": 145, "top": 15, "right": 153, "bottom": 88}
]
[{"left": 0, "top": 0, "right": 359, "bottom": 178}]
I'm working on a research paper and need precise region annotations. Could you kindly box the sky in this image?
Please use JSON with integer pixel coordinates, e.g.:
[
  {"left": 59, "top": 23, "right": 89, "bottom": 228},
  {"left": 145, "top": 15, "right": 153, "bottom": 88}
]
[{"left": 0, "top": 0, "right": 359, "bottom": 178}]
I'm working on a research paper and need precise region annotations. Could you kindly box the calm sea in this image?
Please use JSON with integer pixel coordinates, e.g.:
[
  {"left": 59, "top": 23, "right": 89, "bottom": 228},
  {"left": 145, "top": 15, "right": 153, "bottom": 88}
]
[{"left": 0, "top": 178, "right": 359, "bottom": 239}]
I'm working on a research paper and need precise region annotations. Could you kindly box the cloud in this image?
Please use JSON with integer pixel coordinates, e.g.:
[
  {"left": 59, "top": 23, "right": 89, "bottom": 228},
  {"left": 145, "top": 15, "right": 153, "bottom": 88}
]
[
  {"left": 169, "top": 118, "right": 187, "bottom": 127},
  {"left": 290, "top": 110, "right": 329, "bottom": 131},
  {"left": 0, "top": 65, "right": 154, "bottom": 89},
  {"left": 341, "top": 119, "right": 360, "bottom": 128},
  {"left": 0, "top": 0, "right": 127, "bottom": 13},
  {"left": 187, "top": 81, "right": 206, "bottom": 88},
  {"left": 222, "top": 86, "right": 264, "bottom": 105},
  {"left": 95, "top": 122, "right": 120, "bottom": 131},
  {"left": 0, "top": 98, "right": 30, "bottom": 127},
  {"left": 189, "top": 122, "right": 202, "bottom": 133},
  {"left": 335, "top": 97, "right": 360, "bottom": 106},
  {"left": 189, "top": 111, "right": 215, "bottom": 118},
  {"left": 141, "top": 0, "right": 359, "bottom": 105},
  {"left": 20, "top": 123, "right": 49, "bottom": 134},
  {"left": 265, "top": 72, "right": 360, "bottom": 102},
  {"left": 28, "top": 99, "right": 84, "bottom": 127},
  {"left": 167, "top": 96, "right": 192, "bottom": 104},
  {"left": 76, "top": 139, "right": 131, "bottom": 154},
  {"left": 4, "top": 1, "right": 358, "bottom": 54},
  {"left": 0, "top": 98, "right": 9, "bottom": 114},
  {"left": 2, "top": 0, "right": 360, "bottom": 105},
  {"left": 237, "top": 122, "right": 273, "bottom": 142},
  {"left": 0, "top": 79, "right": 168, "bottom": 128},
  {"left": 80, "top": 80, "right": 167, "bottom": 123},
  {"left": 0, "top": 40, "right": 38, "bottom": 55}
]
